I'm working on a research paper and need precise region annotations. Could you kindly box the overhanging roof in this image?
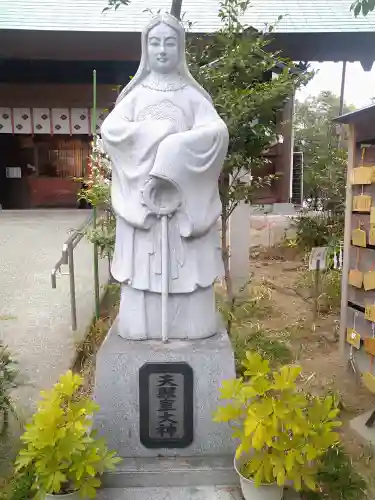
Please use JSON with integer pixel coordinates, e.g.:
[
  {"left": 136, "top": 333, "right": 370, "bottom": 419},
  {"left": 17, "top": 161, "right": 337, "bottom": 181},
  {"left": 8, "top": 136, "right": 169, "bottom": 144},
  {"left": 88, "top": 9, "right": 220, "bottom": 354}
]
[
  {"left": 0, "top": 0, "right": 374, "bottom": 33},
  {"left": 333, "top": 104, "right": 375, "bottom": 125},
  {"left": 0, "top": 0, "right": 375, "bottom": 64},
  {"left": 333, "top": 105, "right": 375, "bottom": 143}
]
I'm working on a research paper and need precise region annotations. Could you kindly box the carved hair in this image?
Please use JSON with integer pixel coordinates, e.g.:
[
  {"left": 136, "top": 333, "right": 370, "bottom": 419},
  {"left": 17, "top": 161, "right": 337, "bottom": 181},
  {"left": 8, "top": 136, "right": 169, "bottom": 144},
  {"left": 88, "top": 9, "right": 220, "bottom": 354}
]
[{"left": 115, "top": 13, "right": 211, "bottom": 105}]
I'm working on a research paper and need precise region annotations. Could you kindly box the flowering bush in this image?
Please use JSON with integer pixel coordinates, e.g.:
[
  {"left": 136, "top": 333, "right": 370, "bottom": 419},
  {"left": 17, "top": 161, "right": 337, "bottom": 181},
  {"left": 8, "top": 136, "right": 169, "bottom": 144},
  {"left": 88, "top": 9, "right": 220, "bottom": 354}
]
[{"left": 78, "top": 136, "right": 115, "bottom": 258}]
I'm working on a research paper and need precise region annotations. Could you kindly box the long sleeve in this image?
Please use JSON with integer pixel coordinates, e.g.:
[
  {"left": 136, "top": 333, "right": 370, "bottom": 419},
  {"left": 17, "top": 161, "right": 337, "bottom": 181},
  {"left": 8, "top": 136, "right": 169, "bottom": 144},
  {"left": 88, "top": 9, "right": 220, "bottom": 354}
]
[
  {"left": 150, "top": 94, "right": 229, "bottom": 237},
  {"left": 101, "top": 91, "right": 177, "bottom": 228}
]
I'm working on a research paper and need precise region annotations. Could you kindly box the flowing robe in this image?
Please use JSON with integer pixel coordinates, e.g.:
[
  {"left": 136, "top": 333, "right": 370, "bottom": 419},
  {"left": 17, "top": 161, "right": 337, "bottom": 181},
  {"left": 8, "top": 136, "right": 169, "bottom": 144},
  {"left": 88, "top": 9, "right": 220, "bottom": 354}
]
[{"left": 101, "top": 83, "right": 229, "bottom": 339}]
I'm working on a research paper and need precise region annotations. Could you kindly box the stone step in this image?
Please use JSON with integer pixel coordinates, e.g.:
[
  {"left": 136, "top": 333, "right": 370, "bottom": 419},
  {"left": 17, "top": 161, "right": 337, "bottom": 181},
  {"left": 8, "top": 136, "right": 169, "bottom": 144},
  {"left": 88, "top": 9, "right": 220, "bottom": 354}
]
[
  {"left": 97, "top": 486, "right": 243, "bottom": 500},
  {"left": 102, "top": 456, "right": 238, "bottom": 488},
  {"left": 97, "top": 486, "right": 301, "bottom": 500}
]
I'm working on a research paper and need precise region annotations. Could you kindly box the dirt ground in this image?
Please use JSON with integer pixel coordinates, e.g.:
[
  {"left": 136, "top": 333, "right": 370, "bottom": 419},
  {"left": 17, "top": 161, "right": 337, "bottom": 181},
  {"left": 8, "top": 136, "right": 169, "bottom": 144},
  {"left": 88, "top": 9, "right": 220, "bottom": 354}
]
[{"left": 249, "top": 246, "right": 375, "bottom": 496}]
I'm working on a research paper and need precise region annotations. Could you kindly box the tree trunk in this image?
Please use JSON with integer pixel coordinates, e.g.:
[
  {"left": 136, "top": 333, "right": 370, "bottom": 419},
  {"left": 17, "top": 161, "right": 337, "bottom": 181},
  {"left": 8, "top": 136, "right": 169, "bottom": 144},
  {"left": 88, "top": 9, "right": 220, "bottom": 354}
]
[
  {"left": 170, "top": 0, "right": 183, "bottom": 19},
  {"left": 221, "top": 208, "right": 235, "bottom": 334}
]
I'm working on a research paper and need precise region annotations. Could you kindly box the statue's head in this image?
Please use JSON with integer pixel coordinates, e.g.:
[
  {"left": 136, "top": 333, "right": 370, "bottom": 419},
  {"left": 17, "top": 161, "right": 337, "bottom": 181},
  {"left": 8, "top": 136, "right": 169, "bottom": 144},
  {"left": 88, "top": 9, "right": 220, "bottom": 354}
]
[
  {"left": 143, "top": 14, "right": 185, "bottom": 75},
  {"left": 115, "top": 13, "right": 212, "bottom": 105},
  {"left": 147, "top": 21, "right": 180, "bottom": 74}
]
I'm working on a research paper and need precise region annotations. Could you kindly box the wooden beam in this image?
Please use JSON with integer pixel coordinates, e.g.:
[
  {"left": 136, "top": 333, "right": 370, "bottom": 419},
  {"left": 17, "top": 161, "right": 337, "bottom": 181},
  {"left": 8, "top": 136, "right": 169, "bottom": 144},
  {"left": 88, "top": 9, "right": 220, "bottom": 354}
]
[{"left": 339, "top": 123, "right": 356, "bottom": 358}]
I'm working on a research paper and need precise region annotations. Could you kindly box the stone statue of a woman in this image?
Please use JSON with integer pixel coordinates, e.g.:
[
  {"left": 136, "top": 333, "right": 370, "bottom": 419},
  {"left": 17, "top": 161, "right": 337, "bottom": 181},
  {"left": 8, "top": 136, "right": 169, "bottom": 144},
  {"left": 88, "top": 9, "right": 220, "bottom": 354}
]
[{"left": 101, "top": 13, "right": 229, "bottom": 340}]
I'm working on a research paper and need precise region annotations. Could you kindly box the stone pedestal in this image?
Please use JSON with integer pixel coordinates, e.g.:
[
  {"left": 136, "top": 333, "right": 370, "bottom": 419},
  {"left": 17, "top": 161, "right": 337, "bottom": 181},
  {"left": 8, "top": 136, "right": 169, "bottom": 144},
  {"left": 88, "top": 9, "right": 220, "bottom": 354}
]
[
  {"left": 229, "top": 201, "right": 251, "bottom": 289},
  {"left": 93, "top": 320, "right": 236, "bottom": 459}
]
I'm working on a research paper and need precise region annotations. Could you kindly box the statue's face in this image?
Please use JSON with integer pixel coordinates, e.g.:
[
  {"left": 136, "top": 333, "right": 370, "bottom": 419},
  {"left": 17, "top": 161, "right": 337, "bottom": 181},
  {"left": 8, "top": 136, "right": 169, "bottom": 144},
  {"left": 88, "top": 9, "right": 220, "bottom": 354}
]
[{"left": 147, "top": 23, "right": 179, "bottom": 74}]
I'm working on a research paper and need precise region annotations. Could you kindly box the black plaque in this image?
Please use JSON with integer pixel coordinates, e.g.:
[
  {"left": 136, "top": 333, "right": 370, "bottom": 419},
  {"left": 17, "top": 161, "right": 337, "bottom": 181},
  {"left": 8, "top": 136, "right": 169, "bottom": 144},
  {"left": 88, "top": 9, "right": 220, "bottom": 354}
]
[{"left": 139, "top": 362, "right": 193, "bottom": 448}]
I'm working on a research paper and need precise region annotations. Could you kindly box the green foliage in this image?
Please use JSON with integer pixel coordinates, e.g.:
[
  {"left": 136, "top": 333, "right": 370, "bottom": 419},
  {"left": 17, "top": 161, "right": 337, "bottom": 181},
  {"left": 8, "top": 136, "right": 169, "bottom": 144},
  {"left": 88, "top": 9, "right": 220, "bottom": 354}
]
[
  {"left": 218, "top": 284, "right": 273, "bottom": 324},
  {"left": 351, "top": 0, "right": 375, "bottom": 16},
  {"left": 102, "top": 0, "right": 130, "bottom": 13},
  {"left": 298, "top": 269, "right": 341, "bottom": 314},
  {"left": 214, "top": 352, "right": 341, "bottom": 491},
  {"left": 0, "top": 344, "right": 23, "bottom": 437},
  {"left": 15, "top": 371, "right": 121, "bottom": 500},
  {"left": 293, "top": 212, "right": 344, "bottom": 252},
  {"left": 86, "top": 215, "right": 116, "bottom": 260},
  {"left": 189, "top": 0, "right": 309, "bottom": 222},
  {"left": 231, "top": 326, "right": 292, "bottom": 375},
  {"left": 78, "top": 137, "right": 115, "bottom": 258},
  {"left": 218, "top": 284, "right": 291, "bottom": 374},
  {"left": 320, "top": 269, "right": 341, "bottom": 313},
  {"left": 1, "top": 467, "right": 35, "bottom": 500},
  {"left": 187, "top": 0, "right": 309, "bottom": 304},
  {"left": 294, "top": 92, "right": 351, "bottom": 212},
  {"left": 302, "top": 445, "right": 367, "bottom": 500}
]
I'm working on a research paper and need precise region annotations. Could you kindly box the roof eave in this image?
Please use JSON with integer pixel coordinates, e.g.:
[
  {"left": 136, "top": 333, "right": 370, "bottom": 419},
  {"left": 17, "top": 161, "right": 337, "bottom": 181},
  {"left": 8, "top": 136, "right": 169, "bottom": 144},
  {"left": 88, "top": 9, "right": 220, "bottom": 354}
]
[{"left": 333, "top": 104, "right": 375, "bottom": 124}]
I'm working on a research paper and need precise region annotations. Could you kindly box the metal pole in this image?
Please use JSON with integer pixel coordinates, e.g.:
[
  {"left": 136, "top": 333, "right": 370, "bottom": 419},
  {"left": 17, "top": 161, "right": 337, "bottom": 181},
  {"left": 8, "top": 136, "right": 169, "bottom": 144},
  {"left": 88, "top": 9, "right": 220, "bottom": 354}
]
[
  {"left": 170, "top": 0, "right": 182, "bottom": 19},
  {"left": 339, "top": 61, "right": 347, "bottom": 116},
  {"left": 339, "top": 61, "right": 347, "bottom": 149},
  {"left": 68, "top": 242, "right": 78, "bottom": 331},
  {"left": 161, "top": 215, "right": 169, "bottom": 343},
  {"left": 51, "top": 270, "right": 57, "bottom": 289},
  {"left": 107, "top": 209, "right": 111, "bottom": 276},
  {"left": 92, "top": 69, "right": 100, "bottom": 320},
  {"left": 93, "top": 207, "right": 100, "bottom": 320},
  {"left": 314, "top": 260, "right": 320, "bottom": 321},
  {"left": 339, "top": 123, "right": 355, "bottom": 357}
]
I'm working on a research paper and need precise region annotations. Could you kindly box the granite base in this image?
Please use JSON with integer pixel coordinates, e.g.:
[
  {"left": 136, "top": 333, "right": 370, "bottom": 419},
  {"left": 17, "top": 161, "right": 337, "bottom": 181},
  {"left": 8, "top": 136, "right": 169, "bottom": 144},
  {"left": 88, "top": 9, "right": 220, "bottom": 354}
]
[{"left": 93, "top": 319, "right": 236, "bottom": 458}]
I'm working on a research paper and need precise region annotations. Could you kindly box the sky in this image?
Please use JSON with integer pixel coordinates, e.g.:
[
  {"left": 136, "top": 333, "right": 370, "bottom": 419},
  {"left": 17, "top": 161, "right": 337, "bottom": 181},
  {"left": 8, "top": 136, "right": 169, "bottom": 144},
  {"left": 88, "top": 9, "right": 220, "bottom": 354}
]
[{"left": 296, "top": 61, "right": 375, "bottom": 109}]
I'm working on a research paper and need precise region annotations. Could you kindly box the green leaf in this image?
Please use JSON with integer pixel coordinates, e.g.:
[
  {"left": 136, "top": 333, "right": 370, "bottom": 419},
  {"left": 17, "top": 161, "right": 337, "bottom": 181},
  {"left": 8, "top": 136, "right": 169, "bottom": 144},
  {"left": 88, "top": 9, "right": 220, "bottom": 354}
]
[
  {"left": 218, "top": 378, "right": 243, "bottom": 400},
  {"left": 13, "top": 369, "right": 119, "bottom": 498},
  {"left": 86, "top": 465, "right": 96, "bottom": 477},
  {"left": 303, "top": 472, "right": 317, "bottom": 491},
  {"left": 244, "top": 416, "right": 258, "bottom": 436},
  {"left": 251, "top": 423, "right": 267, "bottom": 450},
  {"left": 242, "top": 352, "right": 270, "bottom": 377},
  {"left": 51, "top": 471, "right": 67, "bottom": 493},
  {"left": 213, "top": 404, "right": 241, "bottom": 422}
]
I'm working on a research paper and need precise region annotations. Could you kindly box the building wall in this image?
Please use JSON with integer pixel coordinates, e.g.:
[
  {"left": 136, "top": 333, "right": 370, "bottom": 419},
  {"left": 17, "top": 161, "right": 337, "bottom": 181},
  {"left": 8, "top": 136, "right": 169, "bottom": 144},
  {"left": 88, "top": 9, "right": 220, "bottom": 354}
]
[
  {"left": 0, "top": 83, "right": 118, "bottom": 108},
  {"left": 0, "top": 83, "right": 294, "bottom": 207},
  {"left": 0, "top": 83, "right": 114, "bottom": 209},
  {"left": 0, "top": 134, "right": 89, "bottom": 209}
]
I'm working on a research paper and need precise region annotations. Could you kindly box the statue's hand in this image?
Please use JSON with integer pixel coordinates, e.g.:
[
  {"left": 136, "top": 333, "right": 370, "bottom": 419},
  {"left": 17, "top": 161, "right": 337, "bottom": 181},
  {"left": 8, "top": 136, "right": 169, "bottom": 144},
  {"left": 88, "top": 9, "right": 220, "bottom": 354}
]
[{"left": 142, "top": 176, "right": 181, "bottom": 216}]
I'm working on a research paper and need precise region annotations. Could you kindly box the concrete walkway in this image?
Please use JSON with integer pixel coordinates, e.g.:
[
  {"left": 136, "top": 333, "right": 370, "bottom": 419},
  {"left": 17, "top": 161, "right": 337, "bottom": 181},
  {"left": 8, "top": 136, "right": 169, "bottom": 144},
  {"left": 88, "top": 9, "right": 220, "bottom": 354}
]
[{"left": 0, "top": 209, "right": 109, "bottom": 411}]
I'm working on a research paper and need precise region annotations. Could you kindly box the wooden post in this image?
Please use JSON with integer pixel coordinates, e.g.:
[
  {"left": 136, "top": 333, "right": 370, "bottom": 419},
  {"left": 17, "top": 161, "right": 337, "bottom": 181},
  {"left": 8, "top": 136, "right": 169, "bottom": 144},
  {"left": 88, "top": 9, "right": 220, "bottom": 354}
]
[{"left": 339, "top": 123, "right": 356, "bottom": 357}]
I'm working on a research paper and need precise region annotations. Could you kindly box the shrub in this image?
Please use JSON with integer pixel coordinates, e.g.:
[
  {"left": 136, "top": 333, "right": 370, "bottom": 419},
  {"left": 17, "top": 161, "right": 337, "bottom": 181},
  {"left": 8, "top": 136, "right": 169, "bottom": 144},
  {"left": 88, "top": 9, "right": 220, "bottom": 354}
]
[
  {"left": 214, "top": 352, "right": 341, "bottom": 491},
  {"left": 0, "top": 344, "right": 23, "bottom": 436},
  {"left": 230, "top": 326, "right": 292, "bottom": 375},
  {"left": 297, "top": 269, "right": 341, "bottom": 314},
  {"left": 15, "top": 371, "right": 121, "bottom": 499},
  {"left": 1, "top": 467, "right": 35, "bottom": 500},
  {"left": 301, "top": 444, "right": 367, "bottom": 500},
  {"left": 293, "top": 212, "right": 344, "bottom": 252}
]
